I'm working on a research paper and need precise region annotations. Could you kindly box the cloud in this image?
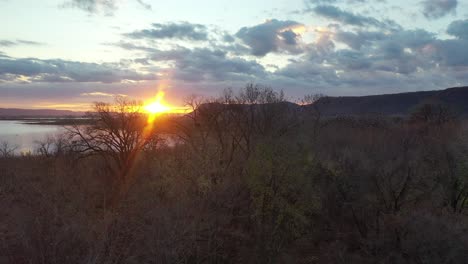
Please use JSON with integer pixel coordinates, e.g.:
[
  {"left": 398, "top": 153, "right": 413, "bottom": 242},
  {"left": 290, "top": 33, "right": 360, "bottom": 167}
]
[
  {"left": 307, "top": 0, "right": 372, "bottom": 5},
  {"left": 312, "top": 5, "right": 397, "bottom": 28},
  {"left": 331, "top": 50, "right": 372, "bottom": 70},
  {"left": 308, "top": 0, "right": 339, "bottom": 3},
  {"left": 147, "top": 47, "right": 267, "bottom": 82},
  {"left": 0, "top": 57, "right": 156, "bottom": 83},
  {"left": 333, "top": 27, "right": 467, "bottom": 70},
  {"left": 432, "top": 39, "right": 468, "bottom": 66},
  {"left": 121, "top": 25, "right": 457, "bottom": 96},
  {"left": 334, "top": 30, "right": 386, "bottom": 50},
  {"left": 135, "top": 0, "right": 151, "bottom": 10},
  {"left": 16, "top": 39, "right": 45, "bottom": 46},
  {"left": 0, "top": 81, "right": 159, "bottom": 108},
  {"left": 103, "top": 41, "right": 159, "bottom": 52},
  {"left": 267, "top": 25, "right": 467, "bottom": 94},
  {"left": 371, "top": 30, "right": 435, "bottom": 64},
  {"left": 125, "top": 22, "right": 209, "bottom": 41},
  {"left": 61, "top": 0, "right": 151, "bottom": 15},
  {"left": 319, "top": 28, "right": 436, "bottom": 74},
  {"left": 333, "top": 29, "right": 436, "bottom": 73},
  {"left": 62, "top": 0, "right": 118, "bottom": 15},
  {"left": 447, "top": 19, "right": 468, "bottom": 39},
  {"left": 2, "top": 8, "right": 468, "bottom": 102},
  {"left": 235, "top": 19, "right": 306, "bottom": 56},
  {"left": 0, "top": 39, "right": 45, "bottom": 47},
  {"left": 422, "top": 0, "right": 457, "bottom": 19},
  {"left": 0, "top": 40, "right": 16, "bottom": 47}
]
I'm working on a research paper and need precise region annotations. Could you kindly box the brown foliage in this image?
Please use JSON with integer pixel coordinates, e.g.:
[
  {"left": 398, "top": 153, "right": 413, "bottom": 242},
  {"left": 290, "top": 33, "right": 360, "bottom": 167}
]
[{"left": 1, "top": 85, "right": 468, "bottom": 263}]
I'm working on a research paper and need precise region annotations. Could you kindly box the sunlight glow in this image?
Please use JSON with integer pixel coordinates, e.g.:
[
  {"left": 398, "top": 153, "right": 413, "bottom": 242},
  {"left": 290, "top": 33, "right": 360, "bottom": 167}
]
[
  {"left": 144, "top": 91, "right": 171, "bottom": 115},
  {"left": 143, "top": 90, "right": 190, "bottom": 125}
]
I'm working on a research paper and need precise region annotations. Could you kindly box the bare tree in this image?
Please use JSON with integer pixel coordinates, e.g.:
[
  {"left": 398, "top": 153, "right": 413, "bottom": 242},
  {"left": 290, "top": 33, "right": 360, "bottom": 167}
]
[
  {"left": 66, "top": 96, "right": 159, "bottom": 203},
  {"left": 301, "top": 93, "right": 329, "bottom": 144},
  {"left": 410, "top": 102, "right": 456, "bottom": 126},
  {"left": 34, "top": 134, "right": 68, "bottom": 158},
  {"left": 0, "top": 141, "right": 18, "bottom": 158}
]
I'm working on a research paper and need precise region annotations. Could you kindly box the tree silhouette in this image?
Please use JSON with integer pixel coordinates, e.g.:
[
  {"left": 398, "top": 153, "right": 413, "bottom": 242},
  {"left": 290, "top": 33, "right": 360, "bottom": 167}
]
[{"left": 66, "top": 96, "right": 159, "bottom": 204}]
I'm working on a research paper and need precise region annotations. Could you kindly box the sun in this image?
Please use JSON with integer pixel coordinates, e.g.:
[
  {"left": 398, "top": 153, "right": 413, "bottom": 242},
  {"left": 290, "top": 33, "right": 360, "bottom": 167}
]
[
  {"left": 143, "top": 91, "right": 190, "bottom": 124},
  {"left": 145, "top": 101, "right": 170, "bottom": 114},
  {"left": 144, "top": 91, "right": 171, "bottom": 114}
]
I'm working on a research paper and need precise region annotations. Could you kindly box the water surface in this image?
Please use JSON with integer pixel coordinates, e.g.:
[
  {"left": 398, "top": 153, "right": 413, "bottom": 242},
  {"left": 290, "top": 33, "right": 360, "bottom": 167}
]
[{"left": 0, "top": 120, "right": 64, "bottom": 154}]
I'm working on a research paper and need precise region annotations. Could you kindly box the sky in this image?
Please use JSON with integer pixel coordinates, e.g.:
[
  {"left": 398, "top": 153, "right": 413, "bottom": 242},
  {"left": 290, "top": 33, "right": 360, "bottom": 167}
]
[{"left": 0, "top": 0, "right": 468, "bottom": 110}]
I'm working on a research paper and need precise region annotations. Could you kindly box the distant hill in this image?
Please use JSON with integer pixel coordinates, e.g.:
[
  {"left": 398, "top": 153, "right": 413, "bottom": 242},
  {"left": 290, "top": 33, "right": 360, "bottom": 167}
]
[
  {"left": 190, "top": 86, "right": 468, "bottom": 120},
  {"left": 2, "top": 86, "right": 467, "bottom": 119},
  {"left": 0, "top": 108, "right": 85, "bottom": 118},
  {"left": 312, "top": 86, "right": 468, "bottom": 117}
]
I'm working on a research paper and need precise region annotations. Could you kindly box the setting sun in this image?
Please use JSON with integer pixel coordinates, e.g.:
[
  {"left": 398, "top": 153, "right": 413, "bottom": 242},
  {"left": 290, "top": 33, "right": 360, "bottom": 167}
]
[{"left": 144, "top": 91, "right": 171, "bottom": 114}]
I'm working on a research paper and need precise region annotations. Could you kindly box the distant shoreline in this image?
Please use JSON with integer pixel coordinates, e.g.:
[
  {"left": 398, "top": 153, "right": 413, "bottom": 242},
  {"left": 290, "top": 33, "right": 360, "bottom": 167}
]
[{"left": 0, "top": 117, "right": 93, "bottom": 126}]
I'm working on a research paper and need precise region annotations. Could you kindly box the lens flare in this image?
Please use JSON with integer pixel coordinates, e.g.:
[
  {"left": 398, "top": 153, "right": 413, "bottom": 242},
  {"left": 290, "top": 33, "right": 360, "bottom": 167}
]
[
  {"left": 144, "top": 91, "right": 170, "bottom": 114},
  {"left": 144, "top": 91, "right": 172, "bottom": 125}
]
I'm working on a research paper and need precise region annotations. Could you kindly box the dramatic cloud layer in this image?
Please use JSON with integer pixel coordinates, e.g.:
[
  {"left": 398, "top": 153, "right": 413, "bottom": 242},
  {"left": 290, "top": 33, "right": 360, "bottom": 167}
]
[
  {"left": 447, "top": 19, "right": 468, "bottom": 39},
  {"left": 236, "top": 19, "right": 306, "bottom": 56},
  {"left": 146, "top": 47, "right": 266, "bottom": 82},
  {"left": 1, "top": 0, "right": 468, "bottom": 108},
  {"left": 422, "top": 0, "right": 458, "bottom": 19},
  {"left": 0, "top": 57, "right": 156, "bottom": 83},
  {"left": 313, "top": 5, "right": 388, "bottom": 27}
]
